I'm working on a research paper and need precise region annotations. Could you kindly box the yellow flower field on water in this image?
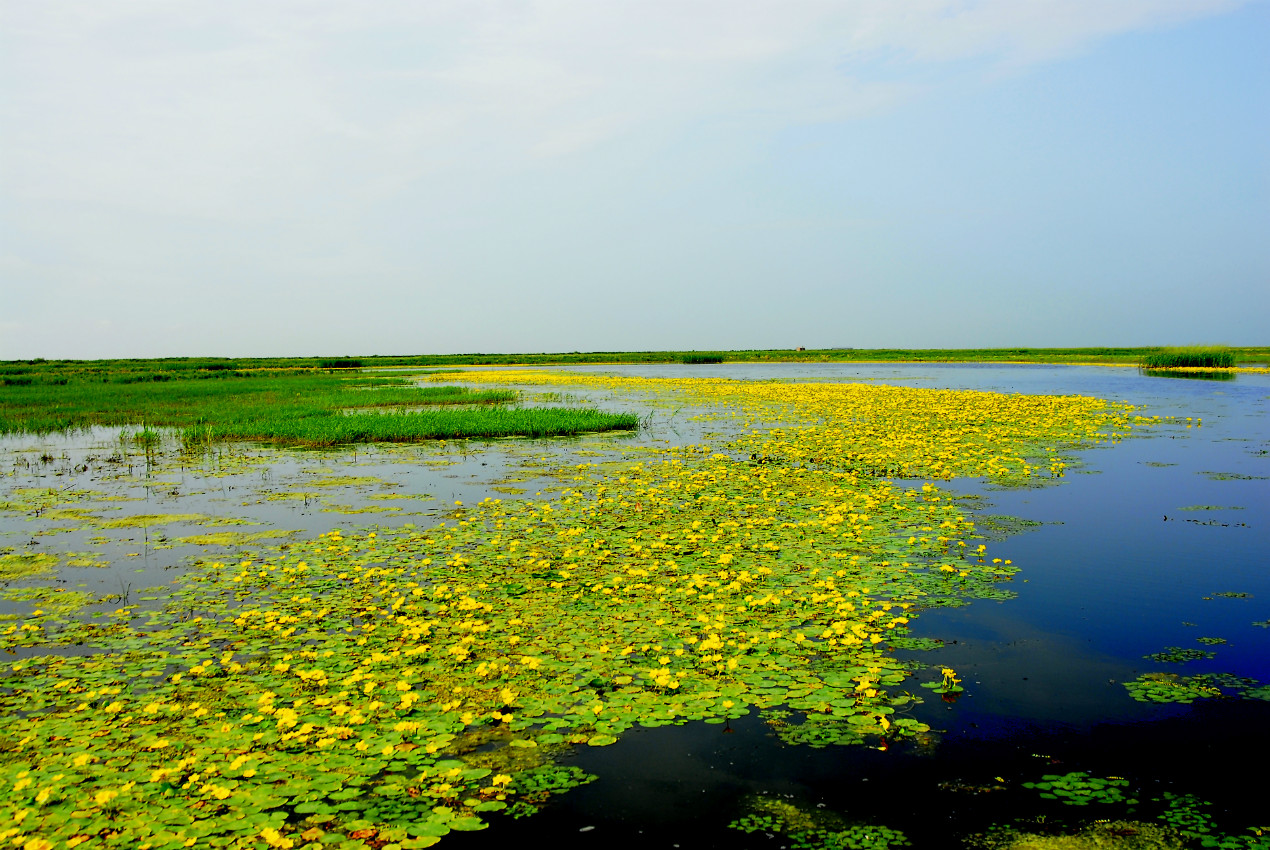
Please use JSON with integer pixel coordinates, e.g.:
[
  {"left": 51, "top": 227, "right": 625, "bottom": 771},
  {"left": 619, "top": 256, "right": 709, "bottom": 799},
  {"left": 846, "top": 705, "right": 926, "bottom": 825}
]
[{"left": 0, "top": 372, "right": 1147, "bottom": 849}]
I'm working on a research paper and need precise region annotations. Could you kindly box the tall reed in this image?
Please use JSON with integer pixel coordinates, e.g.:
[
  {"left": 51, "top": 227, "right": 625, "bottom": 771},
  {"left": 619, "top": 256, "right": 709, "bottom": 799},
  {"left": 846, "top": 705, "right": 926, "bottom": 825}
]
[{"left": 1140, "top": 347, "right": 1235, "bottom": 369}]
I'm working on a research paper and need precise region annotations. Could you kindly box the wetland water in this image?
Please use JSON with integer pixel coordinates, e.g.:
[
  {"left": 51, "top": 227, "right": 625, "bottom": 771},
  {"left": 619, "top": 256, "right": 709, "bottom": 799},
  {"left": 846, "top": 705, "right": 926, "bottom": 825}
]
[
  {"left": 2, "top": 363, "right": 1267, "bottom": 849},
  {"left": 508, "top": 363, "right": 1270, "bottom": 847}
]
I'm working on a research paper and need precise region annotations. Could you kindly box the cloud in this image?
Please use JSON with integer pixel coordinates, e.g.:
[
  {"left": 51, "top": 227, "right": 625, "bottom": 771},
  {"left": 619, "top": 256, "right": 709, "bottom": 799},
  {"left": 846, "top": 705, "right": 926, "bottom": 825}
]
[{"left": 3, "top": 0, "right": 1244, "bottom": 220}]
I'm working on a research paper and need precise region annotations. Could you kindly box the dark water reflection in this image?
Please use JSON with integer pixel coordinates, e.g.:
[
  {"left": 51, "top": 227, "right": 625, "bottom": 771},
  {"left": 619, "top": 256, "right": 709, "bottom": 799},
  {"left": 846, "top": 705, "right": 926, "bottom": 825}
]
[{"left": 1141, "top": 367, "right": 1236, "bottom": 381}]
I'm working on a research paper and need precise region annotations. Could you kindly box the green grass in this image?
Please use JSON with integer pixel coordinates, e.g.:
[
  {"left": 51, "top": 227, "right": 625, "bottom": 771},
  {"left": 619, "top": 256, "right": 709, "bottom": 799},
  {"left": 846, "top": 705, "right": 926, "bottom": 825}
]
[
  {"left": 1140, "top": 346, "right": 1236, "bottom": 369},
  {"left": 681, "top": 354, "right": 724, "bottom": 364},
  {"left": 334, "top": 386, "right": 518, "bottom": 407},
  {"left": 0, "top": 372, "right": 633, "bottom": 445},
  {"left": 184, "top": 407, "right": 639, "bottom": 447}
]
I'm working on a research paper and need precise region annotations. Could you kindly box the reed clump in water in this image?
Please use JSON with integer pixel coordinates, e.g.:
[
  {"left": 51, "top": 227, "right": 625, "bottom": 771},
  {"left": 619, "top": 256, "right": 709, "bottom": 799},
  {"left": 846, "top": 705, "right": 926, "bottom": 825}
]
[{"left": 1140, "top": 347, "right": 1234, "bottom": 369}]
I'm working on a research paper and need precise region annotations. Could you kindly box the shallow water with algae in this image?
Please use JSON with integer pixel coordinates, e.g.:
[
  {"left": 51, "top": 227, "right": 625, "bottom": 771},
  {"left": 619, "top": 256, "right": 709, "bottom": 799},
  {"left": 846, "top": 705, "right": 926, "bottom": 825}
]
[{"left": 1, "top": 364, "right": 1267, "bottom": 849}]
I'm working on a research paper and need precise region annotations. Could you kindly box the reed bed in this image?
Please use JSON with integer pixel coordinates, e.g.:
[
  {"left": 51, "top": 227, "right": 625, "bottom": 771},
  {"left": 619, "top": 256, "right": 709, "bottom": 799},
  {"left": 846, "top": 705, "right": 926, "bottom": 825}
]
[{"left": 1140, "top": 347, "right": 1235, "bottom": 369}]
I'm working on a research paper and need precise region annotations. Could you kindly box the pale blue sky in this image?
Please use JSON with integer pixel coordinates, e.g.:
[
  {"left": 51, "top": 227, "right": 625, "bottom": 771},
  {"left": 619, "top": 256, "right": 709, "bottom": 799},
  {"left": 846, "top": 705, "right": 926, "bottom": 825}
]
[{"left": 2, "top": 1, "right": 1266, "bottom": 359}]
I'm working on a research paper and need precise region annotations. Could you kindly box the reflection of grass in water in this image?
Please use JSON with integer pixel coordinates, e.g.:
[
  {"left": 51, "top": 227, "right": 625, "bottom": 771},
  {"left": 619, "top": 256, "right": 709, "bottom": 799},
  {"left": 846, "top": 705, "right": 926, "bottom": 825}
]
[{"left": 1141, "top": 367, "right": 1235, "bottom": 381}]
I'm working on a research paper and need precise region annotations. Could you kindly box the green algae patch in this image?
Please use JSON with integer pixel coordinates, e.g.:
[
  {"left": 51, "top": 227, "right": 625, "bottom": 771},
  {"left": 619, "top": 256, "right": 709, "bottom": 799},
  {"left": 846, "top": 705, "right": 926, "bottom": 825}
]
[
  {"left": 729, "top": 795, "right": 910, "bottom": 848},
  {"left": 263, "top": 491, "right": 323, "bottom": 502},
  {"left": 320, "top": 504, "right": 402, "bottom": 515},
  {"left": 177, "top": 530, "right": 300, "bottom": 547},
  {"left": 968, "top": 821, "right": 1193, "bottom": 850},
  {"left": 0, "top": 551, "right": 59, "bottom": 580},
  {"left": 41, "top": 506, "right": 98, "bottom": 522},
  {"left": 64, "top": 552, "right": 111, "bottom": 568},
  {"left": 0, "top": 487, "right": 88, "bottom": 514},
  {"left": 98, "top": 513, "right": 209, "bottom": 528},
  {"left": 306, "top": 476, "right": 393, "bottom": 487},
  {"left": 0, "top": 587, "right": 95, "bottom": 616}
]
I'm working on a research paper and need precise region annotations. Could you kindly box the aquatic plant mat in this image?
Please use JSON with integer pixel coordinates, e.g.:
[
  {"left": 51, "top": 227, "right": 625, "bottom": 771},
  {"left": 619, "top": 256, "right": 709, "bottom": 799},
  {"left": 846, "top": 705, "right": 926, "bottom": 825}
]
[{"left": 2, "top": 369, "right": 1268, "bottom": 848}]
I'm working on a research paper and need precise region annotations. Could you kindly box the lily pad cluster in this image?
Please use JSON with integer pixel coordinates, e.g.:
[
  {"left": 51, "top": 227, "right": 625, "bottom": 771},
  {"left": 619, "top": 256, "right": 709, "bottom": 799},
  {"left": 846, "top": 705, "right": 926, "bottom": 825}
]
[
  {"left": 1124, "top": 672, "right": 1262, "bottom": 704},
  {"left": 0, "top": 371, "right": 1145, "bottom": 848},
  {"left": 1021, "top": 772, "right": 1138, "bottom": 806},
  {"left": 1145, "top": 647, "right": 1217, "bottom": 663}
]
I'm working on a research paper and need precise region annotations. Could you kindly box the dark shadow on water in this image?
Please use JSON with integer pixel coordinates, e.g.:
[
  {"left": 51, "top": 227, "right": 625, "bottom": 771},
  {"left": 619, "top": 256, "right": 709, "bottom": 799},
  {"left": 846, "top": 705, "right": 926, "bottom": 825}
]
[
  {"left": 1140, "top": 368, "right": 1236, "bottom": 381},
  {"left": 444, "top": 698, "right": 1270, "bottom": 849}
]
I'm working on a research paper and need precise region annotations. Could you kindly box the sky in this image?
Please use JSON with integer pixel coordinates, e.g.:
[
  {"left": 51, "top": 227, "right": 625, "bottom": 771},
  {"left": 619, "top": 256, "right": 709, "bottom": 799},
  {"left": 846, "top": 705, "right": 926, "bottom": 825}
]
[{"left": 1, "top": 1, "right": 1267, "bottom": 359}]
